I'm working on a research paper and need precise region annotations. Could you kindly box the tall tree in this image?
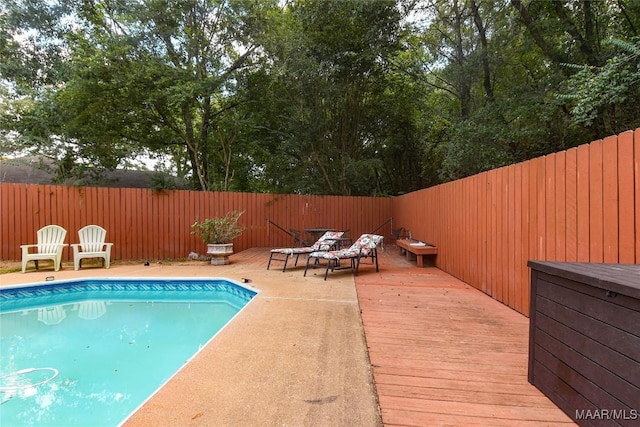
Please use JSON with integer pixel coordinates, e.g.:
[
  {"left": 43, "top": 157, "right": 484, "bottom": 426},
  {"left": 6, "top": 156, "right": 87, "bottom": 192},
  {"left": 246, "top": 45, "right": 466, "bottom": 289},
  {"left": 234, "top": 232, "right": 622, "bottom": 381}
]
[
  {"left": 1, "top": 0, "right": 277, "bottom": 190},
  {"left": 511, "top": 0, "right": 640, "bottom": 137},
  {"left": 238, "top": 0, "right": 406, "bottom": 195},
  {"left": 2, "top": 0, "right": 639, "bottom": 195}
]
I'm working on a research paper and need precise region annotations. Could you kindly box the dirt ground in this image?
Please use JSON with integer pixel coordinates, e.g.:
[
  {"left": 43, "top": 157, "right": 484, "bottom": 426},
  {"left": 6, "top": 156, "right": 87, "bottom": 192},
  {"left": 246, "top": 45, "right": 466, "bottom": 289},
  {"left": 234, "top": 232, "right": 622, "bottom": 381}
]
[{"left": 0, "top": 258, "right": 208, "bottom": 274}]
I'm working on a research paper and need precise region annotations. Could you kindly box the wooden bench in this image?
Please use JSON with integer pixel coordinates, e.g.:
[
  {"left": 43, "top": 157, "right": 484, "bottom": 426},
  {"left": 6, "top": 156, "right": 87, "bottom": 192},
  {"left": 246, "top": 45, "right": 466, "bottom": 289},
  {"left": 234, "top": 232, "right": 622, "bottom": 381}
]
[{"left": 396, "top": 239, "right": 438, "bottom": 267}]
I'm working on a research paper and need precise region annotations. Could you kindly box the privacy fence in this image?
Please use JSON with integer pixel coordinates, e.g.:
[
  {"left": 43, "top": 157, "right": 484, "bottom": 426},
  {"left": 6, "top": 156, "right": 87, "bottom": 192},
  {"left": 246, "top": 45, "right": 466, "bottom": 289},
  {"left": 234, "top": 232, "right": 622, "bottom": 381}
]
[
  {"left": 2, "top": 128, "right": 638, "bottom": 316},
  {"left": 394, "top": 128, "right": 639, "bottom": 315},
  {"left": 0, "top": 187, "right": 392, "bottom": 262}
]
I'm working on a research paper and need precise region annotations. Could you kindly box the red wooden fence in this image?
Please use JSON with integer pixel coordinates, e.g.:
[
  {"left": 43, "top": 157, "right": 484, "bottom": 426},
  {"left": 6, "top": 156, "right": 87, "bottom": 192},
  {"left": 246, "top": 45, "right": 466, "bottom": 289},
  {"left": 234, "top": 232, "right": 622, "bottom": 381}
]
[
  {"left": 3, "top": 128, "right": 638, "bottom": 317},
  {"left": 393, "top": 128, "right": 640, "bottom": 315},
  {"left": 0, "top": 187, "right": 393, "bottom": 262}
]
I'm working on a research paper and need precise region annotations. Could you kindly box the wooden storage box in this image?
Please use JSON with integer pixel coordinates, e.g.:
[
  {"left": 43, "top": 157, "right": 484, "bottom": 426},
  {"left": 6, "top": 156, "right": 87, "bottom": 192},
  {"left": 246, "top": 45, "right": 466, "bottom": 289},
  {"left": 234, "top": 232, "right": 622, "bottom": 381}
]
[{"left": 527, "top": 262, "right": 640, "bottom": 426}]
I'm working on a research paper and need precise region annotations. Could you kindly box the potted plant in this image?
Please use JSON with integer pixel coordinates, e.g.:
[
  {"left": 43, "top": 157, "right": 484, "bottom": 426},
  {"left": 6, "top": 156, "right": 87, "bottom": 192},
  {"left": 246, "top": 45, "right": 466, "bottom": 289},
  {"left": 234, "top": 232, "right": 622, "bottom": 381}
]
[{"left": 191, "top": 210, "right": 245, "bottom": 265}]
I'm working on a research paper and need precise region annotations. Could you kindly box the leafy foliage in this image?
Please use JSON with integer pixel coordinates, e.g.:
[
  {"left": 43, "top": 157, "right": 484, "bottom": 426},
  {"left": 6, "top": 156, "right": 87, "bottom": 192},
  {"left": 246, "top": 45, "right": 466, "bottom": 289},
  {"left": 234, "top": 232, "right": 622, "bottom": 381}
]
[
  {"left": 191, "top": 210, "right": 245, "bottom": 244},
  {"left": 557, "top": 38, "right": 640, "bottom": 135},
  {"left": 1, "top": 0, "right": 640, "bottom": 195}
]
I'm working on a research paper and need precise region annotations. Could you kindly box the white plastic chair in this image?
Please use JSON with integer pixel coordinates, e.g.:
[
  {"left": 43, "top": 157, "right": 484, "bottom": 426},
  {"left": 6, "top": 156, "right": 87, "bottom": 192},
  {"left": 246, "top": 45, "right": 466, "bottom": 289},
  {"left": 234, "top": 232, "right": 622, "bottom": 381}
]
[
  {"left": 21, "top": 225, "right": 68, "bottom": 273},
  {"left": 71, "top": 225, "right": 113, "bottom": 270}
]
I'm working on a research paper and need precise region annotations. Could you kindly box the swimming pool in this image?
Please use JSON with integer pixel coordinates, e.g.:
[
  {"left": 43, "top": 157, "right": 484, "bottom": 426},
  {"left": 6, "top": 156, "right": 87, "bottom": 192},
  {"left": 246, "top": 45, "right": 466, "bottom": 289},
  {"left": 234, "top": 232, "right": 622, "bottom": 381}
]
[{"left": 0, "top": 278, "right": 257, "bottom": 426}]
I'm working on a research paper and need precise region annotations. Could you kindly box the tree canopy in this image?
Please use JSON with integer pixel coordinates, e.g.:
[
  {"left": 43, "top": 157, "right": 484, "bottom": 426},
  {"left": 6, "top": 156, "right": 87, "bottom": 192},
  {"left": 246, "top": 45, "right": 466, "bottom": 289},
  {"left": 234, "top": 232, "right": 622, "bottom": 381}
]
[{"left": 1, "top": 0, "right": 639, "bottom": 195}]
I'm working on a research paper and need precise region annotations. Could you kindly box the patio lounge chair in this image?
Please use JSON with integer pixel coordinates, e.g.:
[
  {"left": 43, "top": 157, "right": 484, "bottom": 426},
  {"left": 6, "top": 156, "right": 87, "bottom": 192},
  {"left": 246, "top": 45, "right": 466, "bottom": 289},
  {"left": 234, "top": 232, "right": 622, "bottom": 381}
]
[
  {"left": 304, "top": 234, "right": 384, "bottom": 280},
  {"left": 71, "top": 225, "right": 114, "bottom": 270},
  {"left": 267, "top": 231, "right": 344, "bottom": 272},
  {"left": 21, "top": 224, "right": 68, "bottom": 273}
]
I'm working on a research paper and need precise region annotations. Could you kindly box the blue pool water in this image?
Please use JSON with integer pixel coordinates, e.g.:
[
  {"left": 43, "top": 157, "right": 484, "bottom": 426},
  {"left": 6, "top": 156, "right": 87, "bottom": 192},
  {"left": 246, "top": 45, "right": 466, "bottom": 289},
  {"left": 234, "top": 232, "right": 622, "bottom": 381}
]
[{"left": 0, "top": 278, "right": 256, "bottom": 427}]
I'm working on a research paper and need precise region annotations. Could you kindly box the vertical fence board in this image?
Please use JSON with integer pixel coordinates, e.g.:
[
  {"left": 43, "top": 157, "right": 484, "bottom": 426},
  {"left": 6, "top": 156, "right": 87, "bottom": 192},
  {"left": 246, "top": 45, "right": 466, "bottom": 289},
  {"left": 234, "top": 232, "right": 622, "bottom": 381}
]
[
  {"left": 520, "top": 162, "right": 530, "bottom": 314},
  {"left": 1, "top": 183, "right": 10, "bottom": 258},
  {"left": 166, "top": 191, "right": 174, "bottom": 256},
  {"left": 130, "top": 188, "right": 140, "bottom": 260},
  {"left": 450, "top": 182, "right": 457, "bottom": 277},
  {"left": 465, "top": 182, "right": 472, "bottom": 283},
  {"left": 501, "top": 168, "right": 509, "bottom": 304},
  {"left": 98, "top": 187, "right": 107, "bottom": 231},
  {"left": 152, "top": 190, "right": 160, "bottom": 260},
  {"left": 528, "top": 158, "right": 544, "bottom": 311},
  {"left": 28, "top": 184, "right": 40, "bottom": 229},
  {"left": 443, "top": 186, "right": 451, "bottom": 273},
  {"left": 461, "top": 179, "right": 467, "bottom": 280},
  {"left": 554, "top": 151, "right": 566, "bottom": 262},
  {"left": 536, "top": 157, "right": 546, "bottom": 262},
  {"left": 577, "top": 145, "right": 590, "bottom": 262},
  {"left": 471, "top": 176, "right": 479, "bottom": 285},
  {"left": 479, "top": 173, "right": 488, "bottom": 294},
  {"left": 83, "top": 187, "right": 93, "bottom": 231},
  {"left": 469, "top": 176, "right": 477, "bottom": 286},
  {"left": 22, "top": 186, "right": 32, "bottom": 238},
  {"left": 528, "top": 159, "right": 538, "bottom": 261},
  {"left": 636, "top": 129, "right": 640, "bottom": 263},
  {"left": 66, "top": 188, "right": 76, "bottom": 248},
  {"left": 507, "top": 165, "right": 516, "bottom": 309},
  {"left": 121, "top": 188, "right": 130, "bottom": 259},
  {"left": 111, "top": 188, "right": 120, "bottom": 260},
  {"left": 565, "top": 148, "right": 578, "bottom": 262},
  {"left": 513, "top": 163, "right": 523, "bottom": 314},
  {"left": 139, "top": 189, "right": 149, "bottom": 260},
  {"left": 186, "top": 190, "right": 196, "bottom": 252},
  {"left": 489, "top": 169, "right": 498, "bottom": 298},
  {"left": 54, "top": 186, "right": 63, "bottom": 228},
  {"left": 455, "top": 180, "right": 462, "bottom": 279},
  {"left": 172, "top": 190, "right": 180, "bottom": 258},
  {"left": 545, "top": 154, "right": 556, "bottom": 260},
  {"left": 36, "top": 185, "right": 48, "bottom": 228},
  {"left": 498, "top": 167, "right": 507, "bottom": 303},
  {"left": 118, "top": 188, "right": 128, "bottom": 259},
  {"left": 154, "top": 191, "right": 164, "bottom": 257},
  {"left": 39, "top": 186, "right": 48, "bottom": 228},
  {"left": 74, "top": 188, "right": 83, "bottom": 242},
  {"left": 50, "top": 186, "right": 60, "bottom": 228},
  {"left": 618, "top": 131, "right": 635, "bottom": 263},
  {"left": 84, "top": 187, "right": 93, "bottom": 229},
  {"left": 38, "top": 186, "right": 48, "bottom": 227},
  {"left": 602, "top": 135, "right": 619, "bottom": 263},
  {"left": 589, "top": 140, "right": 604, "bottom": 262}
]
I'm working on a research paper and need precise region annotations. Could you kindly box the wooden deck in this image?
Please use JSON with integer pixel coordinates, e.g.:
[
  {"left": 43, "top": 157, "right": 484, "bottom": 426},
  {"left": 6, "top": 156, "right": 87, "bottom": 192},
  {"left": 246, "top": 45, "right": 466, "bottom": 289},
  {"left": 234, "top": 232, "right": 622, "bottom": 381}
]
[{"left": 354, "top": 246, "right": 575, "bottom": 426}]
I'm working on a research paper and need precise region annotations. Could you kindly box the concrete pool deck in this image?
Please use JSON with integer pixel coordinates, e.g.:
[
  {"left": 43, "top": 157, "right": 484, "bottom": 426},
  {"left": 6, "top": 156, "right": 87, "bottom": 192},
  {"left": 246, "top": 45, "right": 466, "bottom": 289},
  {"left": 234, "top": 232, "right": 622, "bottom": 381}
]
[{"left": 0, "top": 249, "right": 383, "bottom": 427}]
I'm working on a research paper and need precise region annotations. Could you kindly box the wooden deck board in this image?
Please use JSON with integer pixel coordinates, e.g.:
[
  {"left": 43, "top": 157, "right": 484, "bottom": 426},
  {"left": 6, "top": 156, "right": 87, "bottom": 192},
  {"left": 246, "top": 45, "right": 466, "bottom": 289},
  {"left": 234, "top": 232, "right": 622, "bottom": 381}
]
[{"left": 355, "top": 246, "right": 575, "bottom": 426}]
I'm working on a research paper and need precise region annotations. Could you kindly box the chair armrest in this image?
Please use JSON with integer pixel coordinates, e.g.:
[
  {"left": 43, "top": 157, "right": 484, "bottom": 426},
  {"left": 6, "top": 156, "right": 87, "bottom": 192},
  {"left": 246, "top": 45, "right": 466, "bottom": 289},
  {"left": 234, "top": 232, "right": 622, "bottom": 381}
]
[
  {"left": 71, "top": 243, "right": 112, "bottom": 252},
  {"left": 21, "top": 244, "right": 37, "bottom": 256},
  {"left": 22, "top": 243, "right": 67, "bottom": 254}
]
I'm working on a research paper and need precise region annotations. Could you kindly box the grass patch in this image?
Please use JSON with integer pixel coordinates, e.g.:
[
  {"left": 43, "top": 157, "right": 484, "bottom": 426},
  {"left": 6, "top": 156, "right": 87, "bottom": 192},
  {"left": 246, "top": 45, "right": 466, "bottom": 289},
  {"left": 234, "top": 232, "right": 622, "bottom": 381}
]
[
  {"left": 0, "top": 265, "right": 21, "bottom": 274},
  {"left": 0, "top": 258, "right": 202, "bottom": 275},
  {"left": 0, "top": 260, "right": 118, "bottom": 275}
]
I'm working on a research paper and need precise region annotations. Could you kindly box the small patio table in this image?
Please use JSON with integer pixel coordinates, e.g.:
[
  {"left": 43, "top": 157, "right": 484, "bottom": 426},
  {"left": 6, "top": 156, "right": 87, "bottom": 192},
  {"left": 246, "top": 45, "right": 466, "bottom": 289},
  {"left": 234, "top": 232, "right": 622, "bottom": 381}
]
[
  {"left": 335, "top": 237, "right": 353, "bottom": 249},
  {"left": 304, "top": 228, "right": 336, "bottom": 242}
]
